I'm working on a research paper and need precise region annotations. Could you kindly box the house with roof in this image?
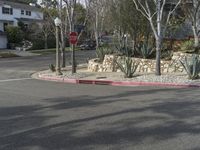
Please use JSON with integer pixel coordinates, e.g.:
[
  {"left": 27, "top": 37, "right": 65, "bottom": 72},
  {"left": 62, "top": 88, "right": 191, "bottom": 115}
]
[{"left": 0, "top": 0, "right": 43, "bottom": 49}]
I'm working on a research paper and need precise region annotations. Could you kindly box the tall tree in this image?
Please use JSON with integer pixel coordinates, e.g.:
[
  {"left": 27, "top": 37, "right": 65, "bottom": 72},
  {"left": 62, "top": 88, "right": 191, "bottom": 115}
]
[
  {"left": 40, "top": 0, "right": 58, "bottom": 49},
  {"left": 57, "top": 0, "right": 67, "bottom": 68},
  {"left": 108, "top": 0, "right": 151, "bottom": 49},
  {"left": 62, "top": 0, "right": 77, "bottom": 72},
  {"left": 89, "top": 0, "right": 108, "bottom": 48},
  {"left": 62, "top": 0, "right": 90, "bottom": 69},
  {"left": 132, "top": 0, "right": 182, "bottom": 75},
  {"left": 42, "top": 9, "right": 56, "bottom": 49},
  {"left": 182, "top": 0, "right": 200, "bottom": 49}
]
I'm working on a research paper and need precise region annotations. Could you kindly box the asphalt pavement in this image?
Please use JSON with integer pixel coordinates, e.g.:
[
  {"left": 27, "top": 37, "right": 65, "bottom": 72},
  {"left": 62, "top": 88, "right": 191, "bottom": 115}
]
[
  {"left": 0, "top": 51, "right": 200, "bottom": 150},
  {"left": 0, "top": 50, "right": 96, "bottom": 80}
]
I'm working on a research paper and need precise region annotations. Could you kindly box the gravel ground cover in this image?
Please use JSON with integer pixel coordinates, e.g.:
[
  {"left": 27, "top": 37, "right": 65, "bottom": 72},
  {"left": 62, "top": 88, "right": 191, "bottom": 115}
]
[{"left": 36, "top": 68, "right": 200, "bottom": 86}]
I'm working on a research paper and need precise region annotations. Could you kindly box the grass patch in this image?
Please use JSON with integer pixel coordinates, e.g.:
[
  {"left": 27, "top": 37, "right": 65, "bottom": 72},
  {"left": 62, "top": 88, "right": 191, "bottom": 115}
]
[
  {"left": 0, "top": 52, "right": 20, "bottom": 58},
  {"left": 30, "top": 47, "right": 81, "bottom": 55}
]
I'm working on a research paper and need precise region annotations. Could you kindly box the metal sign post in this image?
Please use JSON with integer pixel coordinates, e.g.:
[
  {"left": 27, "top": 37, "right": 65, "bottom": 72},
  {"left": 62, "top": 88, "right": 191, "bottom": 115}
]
[{"left": 69, "top": 32, "right": 78, "bottom": 74}]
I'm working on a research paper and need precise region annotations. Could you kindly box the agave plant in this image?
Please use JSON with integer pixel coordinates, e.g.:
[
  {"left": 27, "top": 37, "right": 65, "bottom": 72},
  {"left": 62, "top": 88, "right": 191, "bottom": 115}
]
[
  {"left": 180, "top": 55, "right": 200, "bottom": 80},
  {"left": 116, "top": 57, "right": 138, "bottom": 78},
  {"left": 136, "top": 41, "right": 154, "bottom": 59}
]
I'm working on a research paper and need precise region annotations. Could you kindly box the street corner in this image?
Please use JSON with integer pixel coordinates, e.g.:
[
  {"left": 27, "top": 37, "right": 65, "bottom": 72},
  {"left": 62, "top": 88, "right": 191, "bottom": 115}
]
[{"left": 32, "top": 68, "right": 200, "bottom": 88}]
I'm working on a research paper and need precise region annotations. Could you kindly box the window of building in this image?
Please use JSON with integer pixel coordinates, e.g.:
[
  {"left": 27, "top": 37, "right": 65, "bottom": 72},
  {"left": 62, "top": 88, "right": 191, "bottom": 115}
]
[
  {"left": 21, "top": 10, "right": 24, "bottom": 15},
  {"left": 2, "top": 7, "right": 13, "bottom": 15},
  {"left": 26, "top": 11, "right": 31, "bottom": 16}
]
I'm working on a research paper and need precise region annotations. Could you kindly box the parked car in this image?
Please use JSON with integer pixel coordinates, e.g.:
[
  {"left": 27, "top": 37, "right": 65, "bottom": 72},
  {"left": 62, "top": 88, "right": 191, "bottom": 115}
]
[
  {"left": 99, "top": 36, "right": 113, "bottom": 46},
  {"left": 79, "top": 39, "right": 96, "bottom": 50}
]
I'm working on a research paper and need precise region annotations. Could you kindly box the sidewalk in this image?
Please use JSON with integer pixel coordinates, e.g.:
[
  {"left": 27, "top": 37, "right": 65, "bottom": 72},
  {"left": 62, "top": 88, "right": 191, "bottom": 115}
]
[{"left": 32, "top": 65, "right": 200, "bottom": 88}]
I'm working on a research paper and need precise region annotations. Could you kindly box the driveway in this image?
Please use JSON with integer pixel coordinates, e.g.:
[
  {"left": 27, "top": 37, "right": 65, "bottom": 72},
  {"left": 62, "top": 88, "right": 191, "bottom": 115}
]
[{"left": 0, "top": 51, "right": 200, "bottom": 150}]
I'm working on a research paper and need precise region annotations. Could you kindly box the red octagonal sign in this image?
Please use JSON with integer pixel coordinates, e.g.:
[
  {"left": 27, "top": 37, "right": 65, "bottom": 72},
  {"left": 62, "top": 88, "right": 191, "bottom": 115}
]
[{"left": 69, "top": 32, "right": 78, "bottom": 45}]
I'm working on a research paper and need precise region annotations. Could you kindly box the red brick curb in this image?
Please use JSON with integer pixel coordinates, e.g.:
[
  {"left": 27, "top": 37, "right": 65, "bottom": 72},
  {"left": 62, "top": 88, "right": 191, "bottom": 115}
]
[{"left": 37, "top": 74, "right": 200, "bottom": 88}]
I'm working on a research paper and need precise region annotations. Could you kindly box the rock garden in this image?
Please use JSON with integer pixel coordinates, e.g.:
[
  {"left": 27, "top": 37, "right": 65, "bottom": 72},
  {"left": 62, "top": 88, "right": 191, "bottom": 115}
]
[
  {"left": 85, "top": 38, "right": 200, "bottom": 85},
  {"left": 36, "top": 38, "right": 200, "bottom": 87}
]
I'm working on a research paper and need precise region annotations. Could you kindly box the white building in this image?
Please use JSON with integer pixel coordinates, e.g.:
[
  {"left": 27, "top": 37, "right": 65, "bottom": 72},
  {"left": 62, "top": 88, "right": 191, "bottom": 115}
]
[{"left": 0, "top": 0, "right": 43, "bottom": 49}]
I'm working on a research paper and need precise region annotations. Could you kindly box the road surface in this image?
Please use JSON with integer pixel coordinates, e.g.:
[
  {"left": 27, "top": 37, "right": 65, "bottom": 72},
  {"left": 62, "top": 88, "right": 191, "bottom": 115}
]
[{"left": 0, "top": 52, "right": 200, "bottom": 150}]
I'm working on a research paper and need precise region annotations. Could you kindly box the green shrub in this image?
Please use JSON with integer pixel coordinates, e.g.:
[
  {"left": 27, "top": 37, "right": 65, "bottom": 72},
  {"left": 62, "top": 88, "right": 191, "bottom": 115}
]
[
  {"left": 162, "top": 40, "right": 172, "bottom": 51},
  {"left": 116, "top": 57, "right": 138, "bottom": 78},
  {"left": 180, "top": 54, "right": 200, "bottom": 80},
  {"left": 30, "top": 35, "right": 56, "bottom": 50},
  {"left": 115, "top": 45, "right": 133, "bottom": 57},
  {"left": 161, "top": 49, "right": 173, "bottom": 60},
  {"left": 31, "top": 38, "right": 45, "bottom": 50},
  {"left": 6, "top": 26, "right": 24, "bottom": 44},
  {"left": 47, "top": 37, "right": 57, "bottom": 48},
  {"left": 180, "top": 40, "right": 195, "bottom": 53}
]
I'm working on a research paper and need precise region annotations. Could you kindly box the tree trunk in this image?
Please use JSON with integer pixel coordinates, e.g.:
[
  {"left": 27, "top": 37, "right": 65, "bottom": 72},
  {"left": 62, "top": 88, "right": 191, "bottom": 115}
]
[
  {"left": 61, "top": 42, "right": 66, "bottom": 68},
  {"left": 192, "top": 26, "right": 199, "bottom": 48},
  {"left": 156, "top": 37, "right": 161, "bottom": 75},
  {"left": 95, "top": 30, "right": 99, "bottom": 48},
  {"left": 95, "top": 7, "right": 99, "bottom": 48},
  {"left": 60, "top": 28, "right": 66, "bottom": 68},
  {"left": 44, "top": 33, "right": 48, "bottom": 49},
  {"left": 58, "top": 0, "right": 66, "bottom": 68},
  {"left": 156, "top": 0, "right": 161, "bottom": 76},
  {"left": 132, "top": 39, "right": 135, "bottom": 52}
]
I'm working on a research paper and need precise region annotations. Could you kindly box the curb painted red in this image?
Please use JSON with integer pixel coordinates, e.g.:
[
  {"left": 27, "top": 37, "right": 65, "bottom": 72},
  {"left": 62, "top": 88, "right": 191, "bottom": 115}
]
[
  {"left": 37, "top": 74, "right": 200, "bottom": 88},
  {"left": 63, "top": 78, "right": 77, "bottom": 84}
]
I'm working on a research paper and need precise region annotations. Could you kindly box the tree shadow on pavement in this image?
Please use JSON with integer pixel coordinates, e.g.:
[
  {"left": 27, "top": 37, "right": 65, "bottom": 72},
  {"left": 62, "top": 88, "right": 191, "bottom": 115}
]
[{"left": 0, "top": 87, "right": 200, "bottom": 150}]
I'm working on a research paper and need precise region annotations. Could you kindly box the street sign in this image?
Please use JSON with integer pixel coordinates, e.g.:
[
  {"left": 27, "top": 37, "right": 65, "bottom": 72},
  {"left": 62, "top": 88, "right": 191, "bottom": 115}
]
[{"left": 69, "top": 32, "right": 78, "bottom": 45}]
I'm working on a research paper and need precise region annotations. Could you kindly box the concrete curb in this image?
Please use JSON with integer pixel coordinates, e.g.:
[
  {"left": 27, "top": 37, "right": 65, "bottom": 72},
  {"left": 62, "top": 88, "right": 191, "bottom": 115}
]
[{"left": 37, "top": 74, "right": 200, "bottom": 88}]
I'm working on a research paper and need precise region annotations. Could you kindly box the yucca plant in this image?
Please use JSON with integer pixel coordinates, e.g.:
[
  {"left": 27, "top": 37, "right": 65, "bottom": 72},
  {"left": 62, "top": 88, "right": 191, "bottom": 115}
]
[
  {"left": 136, "top": 42, "right": 154, "bottom": 59},
  {"left": 180, "top": 55, "right": 200, "bottom": 80},
  {"left": 116, "top": 57, "right": 138, "bottom": 78}
]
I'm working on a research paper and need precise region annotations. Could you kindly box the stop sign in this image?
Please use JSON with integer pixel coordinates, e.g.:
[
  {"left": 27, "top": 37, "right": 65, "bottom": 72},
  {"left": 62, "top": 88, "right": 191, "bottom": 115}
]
[{"left": 69, "top": 32, "right": 78, "bottom": 45}]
